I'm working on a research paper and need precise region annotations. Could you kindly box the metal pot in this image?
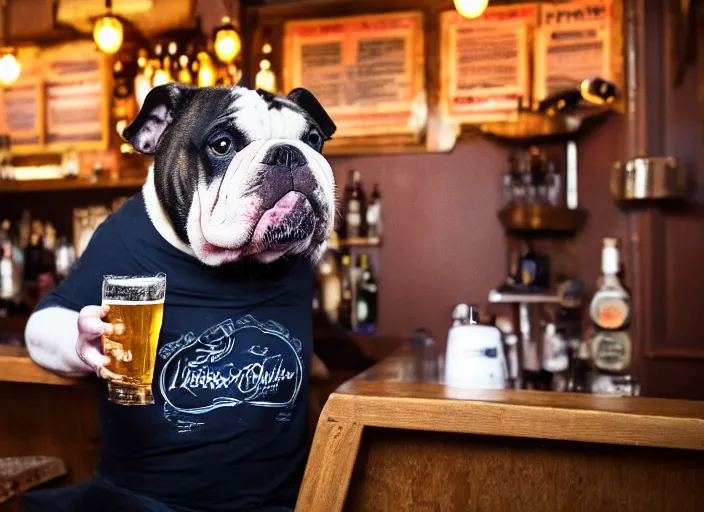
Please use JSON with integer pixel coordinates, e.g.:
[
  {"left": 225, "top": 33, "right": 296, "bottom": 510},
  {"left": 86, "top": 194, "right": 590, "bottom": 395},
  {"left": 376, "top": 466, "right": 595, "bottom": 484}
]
[{"left": 610, "top": 156, "right": 688, "bottom": 201}]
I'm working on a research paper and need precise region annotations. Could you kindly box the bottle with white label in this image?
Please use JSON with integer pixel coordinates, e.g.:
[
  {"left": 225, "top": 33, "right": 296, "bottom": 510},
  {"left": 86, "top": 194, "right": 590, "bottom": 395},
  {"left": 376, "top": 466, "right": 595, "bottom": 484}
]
[
  {"left": 345, "top": 170, "right": 367, "bottom": 238},
  {"left": 354, "top": 253, "right": 377, "bottom": 334},
  {"left": 589, "top": 238, "right": 632, "bottom": 391},
  {"left": 366, "top": 183, "right": 382, "bottom": 239}
]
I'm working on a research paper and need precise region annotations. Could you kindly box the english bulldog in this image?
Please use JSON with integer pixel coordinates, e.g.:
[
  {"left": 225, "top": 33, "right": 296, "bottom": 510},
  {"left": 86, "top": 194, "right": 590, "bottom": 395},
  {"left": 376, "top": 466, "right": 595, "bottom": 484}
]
[
  {"left": 22, "top": 84, "right": 338, "bottom": 511},
  {"left": 125, "top": 83, "right": 337, "bottom": 266}
]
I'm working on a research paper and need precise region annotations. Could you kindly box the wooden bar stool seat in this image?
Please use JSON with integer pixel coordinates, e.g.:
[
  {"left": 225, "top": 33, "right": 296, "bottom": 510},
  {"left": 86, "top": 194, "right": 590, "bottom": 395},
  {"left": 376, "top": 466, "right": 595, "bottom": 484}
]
[{"left": 0, "top": 456, "right": 66, "bottom": 506}]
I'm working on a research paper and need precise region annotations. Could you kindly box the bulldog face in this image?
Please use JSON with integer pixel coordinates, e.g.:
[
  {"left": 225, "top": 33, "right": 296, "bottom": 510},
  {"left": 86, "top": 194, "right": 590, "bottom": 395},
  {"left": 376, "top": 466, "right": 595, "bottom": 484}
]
[{"left": 122, "top": 84, "right": 337, "bottom": 266}]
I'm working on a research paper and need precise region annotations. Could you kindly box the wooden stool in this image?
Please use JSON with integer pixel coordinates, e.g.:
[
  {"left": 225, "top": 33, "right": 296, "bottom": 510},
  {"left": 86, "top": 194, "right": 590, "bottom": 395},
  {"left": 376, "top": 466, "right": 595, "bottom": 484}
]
[{"left": 0, "top": 456, "right": 66, "bottom": 510}]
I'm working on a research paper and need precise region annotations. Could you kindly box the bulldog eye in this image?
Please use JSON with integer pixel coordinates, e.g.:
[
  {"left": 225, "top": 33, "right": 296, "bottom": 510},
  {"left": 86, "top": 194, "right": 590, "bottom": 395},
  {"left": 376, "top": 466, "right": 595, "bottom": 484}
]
[
  {"left": 209, "top": 137, "right": 234, "bottom": 156},
  {"left": 306, "top": 129, "right": 322, "bottom": 151}
]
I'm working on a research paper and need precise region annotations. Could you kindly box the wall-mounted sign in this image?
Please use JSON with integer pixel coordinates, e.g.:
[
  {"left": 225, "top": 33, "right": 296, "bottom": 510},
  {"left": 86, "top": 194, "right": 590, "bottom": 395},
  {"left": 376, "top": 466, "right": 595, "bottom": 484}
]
[
  {"left": 0, "top": 41, "right": 110, "bottom": 155},
  {"left": 439, "top": 4, "right": 537, "bottom": 124},
  {"left": 283, "top": 11, "right": 426, "bottom": 140},
  {"left": 533, "top": 0, "right": 622, "bottom": 107}
]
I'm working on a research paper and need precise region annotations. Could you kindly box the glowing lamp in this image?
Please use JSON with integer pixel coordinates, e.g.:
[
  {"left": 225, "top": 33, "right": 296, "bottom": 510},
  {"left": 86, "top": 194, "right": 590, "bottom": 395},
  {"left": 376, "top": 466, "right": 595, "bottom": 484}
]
[
  {"left": 0, "top": 52, "right": 21, "bottom": 86},
  {"left": 152, "top": 68, "right": 170, "bottom": 87},
  {"left": 454, "top": 0, "right": 489, "bottom": 19},
  {"left": 213, "top": 17, "right": 241, "bottom": 64},
  {"left": 93, "top": 15, "right": 123, "bottom": 54},
  {"left": 197, "top": 53, "right": 216, "bottom": 87}
]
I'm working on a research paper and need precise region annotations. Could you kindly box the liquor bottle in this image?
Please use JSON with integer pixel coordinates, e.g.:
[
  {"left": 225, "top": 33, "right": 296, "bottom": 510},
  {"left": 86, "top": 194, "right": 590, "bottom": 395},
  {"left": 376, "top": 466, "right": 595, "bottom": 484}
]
[
  {"left": 366, "top": 183, "right": 382, "bottom": 239},
  {"left": 0, "top": 239, "right": 15, "bottom": 300},
  {"left": 22, "top": 232, "right": 44, "bottom": 300},
  {"left": 589, "top": 238, "right": 632, "bottom": 393},
  {"left": 568, "top": 338, "right": 593, "bottom": 393},
  {"left": 542, "top": 323, "right": 569, "bottom": 391},
  {"left": 55, "top": 237, "right": 76, "bottom": 279},
  {"left": 0, "top": 219, "right": 9, "bottom": 243},
  {"left": 502, "top": 152, "right": 519, "bottom": 206},
  {"left": 338, "top": 251, "right": 354, "bottom": 330},
  {"left": 513, "top": 151, "right": 529, "bottom": 204},
  {"left": 545, "top": 157, "right": 563, "bottom": 206},
  {"left": 316, "top": 249, "right": 342, "bottom": 323},
  {"left": 44, "top": 222, "right": 57, "bottom": 251},
  {"left": 345, "top": 170, "right": 367, "bottom": 238},
  {"left": 529, "top": 147, "right": 547, "bottom": 203},
  {"left": 354, "top": 253, "right": 378, "bottom": 334},
  {"left": 18, "top": 210, "right": 31, "bottom": 249},
  {"left": 580, "top": 77, "right": 618, "bottom": 106}
]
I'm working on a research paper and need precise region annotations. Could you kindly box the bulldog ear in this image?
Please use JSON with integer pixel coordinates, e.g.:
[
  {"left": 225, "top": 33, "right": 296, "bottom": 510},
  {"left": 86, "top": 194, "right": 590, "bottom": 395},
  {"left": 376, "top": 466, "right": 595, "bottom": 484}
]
[
  {"left": 122, "top": 83, "right": 194, "bottom": 155},
  {"left": 287, "top": 88, "right": 336, "bottom": 139}
]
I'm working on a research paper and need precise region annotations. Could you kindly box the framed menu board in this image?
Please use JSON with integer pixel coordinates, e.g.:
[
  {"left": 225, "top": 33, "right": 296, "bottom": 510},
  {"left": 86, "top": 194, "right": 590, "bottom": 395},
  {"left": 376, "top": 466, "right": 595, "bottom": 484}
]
[
  {"left": 533, "top": 0, "right": 623, "bottom": 108},
  {"left": 283, "top": 11, "right": 426, "bottom": 142},
  {"left": 439, "top": 4, "right": 538, "bottom": 125},
  {"left": 0, "top": 41, "right": 111, "bottom": 155}
]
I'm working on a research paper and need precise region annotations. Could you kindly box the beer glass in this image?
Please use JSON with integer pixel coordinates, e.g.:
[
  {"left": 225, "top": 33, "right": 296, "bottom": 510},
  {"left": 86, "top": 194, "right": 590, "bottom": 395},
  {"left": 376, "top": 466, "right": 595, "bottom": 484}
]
[{"left": 101, "top": 273, "right": 166, "bottom": 405}]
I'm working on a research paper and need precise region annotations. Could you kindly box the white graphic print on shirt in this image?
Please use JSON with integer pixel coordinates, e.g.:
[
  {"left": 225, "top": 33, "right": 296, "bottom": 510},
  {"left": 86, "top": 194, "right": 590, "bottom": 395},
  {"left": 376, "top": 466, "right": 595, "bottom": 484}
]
[{"left": 158, "top": 315, "right": 304, "bottom": 433}]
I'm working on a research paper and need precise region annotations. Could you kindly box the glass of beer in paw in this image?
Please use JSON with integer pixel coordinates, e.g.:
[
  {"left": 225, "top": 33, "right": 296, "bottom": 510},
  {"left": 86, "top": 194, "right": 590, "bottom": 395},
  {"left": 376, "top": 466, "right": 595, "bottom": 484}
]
[{"left": 101, "top": 274, "right": 166, "bottom": 405}]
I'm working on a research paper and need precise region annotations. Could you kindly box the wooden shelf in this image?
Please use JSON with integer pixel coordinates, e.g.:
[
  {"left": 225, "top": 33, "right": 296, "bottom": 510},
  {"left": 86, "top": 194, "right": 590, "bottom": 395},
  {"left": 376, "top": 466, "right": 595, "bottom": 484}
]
[
  {"left": 0, "top": 177, "right": 146, "bottom": 194},
  {"left": 498, "top": 203, "right": 589, "bottom": 236},
  {"left": 477, "top": 106, "right": 614, "bottom": 144},
  {"left": 488, "top": 288, "right": 560, "bottom": 304}
]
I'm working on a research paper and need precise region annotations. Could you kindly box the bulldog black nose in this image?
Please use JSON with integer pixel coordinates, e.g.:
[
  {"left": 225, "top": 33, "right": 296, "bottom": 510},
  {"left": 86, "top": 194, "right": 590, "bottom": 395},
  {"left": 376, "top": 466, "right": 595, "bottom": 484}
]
[{"left": 263, "top": 145, "right": 307, "bottom": 171}]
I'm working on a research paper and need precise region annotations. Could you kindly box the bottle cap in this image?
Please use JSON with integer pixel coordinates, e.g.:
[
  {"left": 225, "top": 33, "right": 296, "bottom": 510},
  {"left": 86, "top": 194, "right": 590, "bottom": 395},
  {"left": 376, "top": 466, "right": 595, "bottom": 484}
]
[
  {"left": 451, "top": 304, "right": 479, "bottom": 325},
  {"left": 602, "top": 237, "right": 619, "bottom": 275}
]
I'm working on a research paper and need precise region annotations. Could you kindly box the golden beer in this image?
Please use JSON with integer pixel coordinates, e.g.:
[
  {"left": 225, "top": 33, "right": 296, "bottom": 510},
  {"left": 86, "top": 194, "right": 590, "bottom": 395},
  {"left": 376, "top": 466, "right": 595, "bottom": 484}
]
[{"left": 101, "top": 275, "right": 166, "bottom": 405}]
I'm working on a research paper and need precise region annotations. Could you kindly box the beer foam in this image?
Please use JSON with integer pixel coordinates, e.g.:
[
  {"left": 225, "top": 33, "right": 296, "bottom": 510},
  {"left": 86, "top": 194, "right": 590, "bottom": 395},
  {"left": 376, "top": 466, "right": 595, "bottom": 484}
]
[
  {"left": 102, "top": 299, "right": 165, "bottom": 306},
  {"left": 105, "top": 276, "right": 165, "bottom": 287}
]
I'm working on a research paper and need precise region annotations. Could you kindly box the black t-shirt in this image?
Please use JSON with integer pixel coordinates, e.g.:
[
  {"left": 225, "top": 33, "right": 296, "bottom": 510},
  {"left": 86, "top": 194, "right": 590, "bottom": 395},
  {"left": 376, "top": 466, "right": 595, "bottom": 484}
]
[{"left": 36, "top": 192, "right": 315, "bottom": 512}]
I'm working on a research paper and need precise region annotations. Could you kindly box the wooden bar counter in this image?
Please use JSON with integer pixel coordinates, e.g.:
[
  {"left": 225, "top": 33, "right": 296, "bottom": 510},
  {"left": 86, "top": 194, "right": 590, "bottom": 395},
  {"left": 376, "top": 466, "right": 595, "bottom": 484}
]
[
  {"left": 296, "top": 348, "right": 704, "bottom": 512},
  {"left": 0, "top": 346, "right": 100, "bottom": 485}
]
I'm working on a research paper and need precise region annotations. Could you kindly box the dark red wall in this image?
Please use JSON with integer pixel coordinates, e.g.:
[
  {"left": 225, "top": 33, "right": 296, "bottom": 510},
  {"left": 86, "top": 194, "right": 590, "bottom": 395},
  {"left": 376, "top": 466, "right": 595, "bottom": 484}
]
[{"left": 328, "top": 115, "right": 630, "bottom": 346}]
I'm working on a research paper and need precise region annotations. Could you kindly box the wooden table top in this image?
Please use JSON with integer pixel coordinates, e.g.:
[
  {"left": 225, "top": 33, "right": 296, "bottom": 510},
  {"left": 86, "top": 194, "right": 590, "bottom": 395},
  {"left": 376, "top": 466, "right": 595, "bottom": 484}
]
[
  {"left": 0, "top": 346, "right": 78, "bottom": 386},
  {"left": 328, "top": 346, "right": 704, "bottom": 451}
]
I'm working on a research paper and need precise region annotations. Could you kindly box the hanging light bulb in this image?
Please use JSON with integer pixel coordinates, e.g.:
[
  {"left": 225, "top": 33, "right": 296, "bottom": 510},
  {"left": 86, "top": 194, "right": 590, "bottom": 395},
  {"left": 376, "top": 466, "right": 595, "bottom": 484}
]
[
  {"left": 213, "top": 16, "right": 241, "bottom": 64},
  {"left": 0, "top": 51, "right": 21, "bottom": 86},
  {"left": 93, "top": 0, "right": 124, "bottom": 54},
  {"left": 152, "top": 68, "right": 170, "bottom": 87},
  {"left": 454, "top": 0, "right": 489, "bottom": 19},
  {"left": 197, "top": 52, "right": 216, "bottom": 87}
]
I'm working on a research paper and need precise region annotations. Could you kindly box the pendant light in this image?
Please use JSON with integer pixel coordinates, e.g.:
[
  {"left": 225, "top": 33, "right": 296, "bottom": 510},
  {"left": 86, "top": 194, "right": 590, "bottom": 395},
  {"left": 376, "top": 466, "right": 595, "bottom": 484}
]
[
  {"left": 0, "top": 51, "right": 20, "bottom": 86},
  {"left": 454, "top": 0, "right": 489, "bottom": 19},
  {"left": 0, "top": 0, "right": 20, "bottom": 86},
  {"left": 93, "top": 0, "right": 124, "bottom": 55},
  {"left": 213, "top": 1, "right": 241, "bottom": 64}
]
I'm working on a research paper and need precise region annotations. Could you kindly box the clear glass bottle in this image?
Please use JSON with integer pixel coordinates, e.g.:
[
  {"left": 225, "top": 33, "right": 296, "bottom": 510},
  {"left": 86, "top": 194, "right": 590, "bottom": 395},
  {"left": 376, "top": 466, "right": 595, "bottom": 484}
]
[
  {"left": 546, "top": 157, "right": 563, "bottom": 206},
  {"left": 345, "top": 170, "right": 367, "bottom": 238},
  {"left": 366, "top": 183, "right": 382, "bottom": 238},
  {"left": 512, "top": 151, "right": 529, "bottom": 204},
  {"left": 503, "top": 152, "right": 518, "bottom": 206}
]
